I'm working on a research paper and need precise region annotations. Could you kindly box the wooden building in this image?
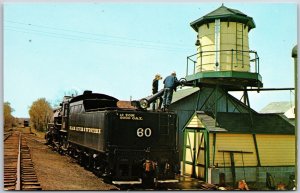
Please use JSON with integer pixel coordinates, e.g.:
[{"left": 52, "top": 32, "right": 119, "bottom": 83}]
[{"left": 170, "top": 87, "right": 295, "bottom": 186}]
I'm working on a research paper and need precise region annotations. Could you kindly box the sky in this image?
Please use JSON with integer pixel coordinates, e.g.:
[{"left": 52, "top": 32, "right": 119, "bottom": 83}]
[{"left": 3, "top": 2, "right": 298, "bottom": 118}]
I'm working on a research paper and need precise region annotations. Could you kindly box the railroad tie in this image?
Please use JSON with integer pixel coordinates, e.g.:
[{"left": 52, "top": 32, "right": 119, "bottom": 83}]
[
  {"left": 4, "top": 132, "right": 42, "bottom": 190},
  {"left": 20, "top": 137, "right": 42, "bottom": 190},
  {"left": 4, "top": 133, "right": 20, "bottom": 190}
]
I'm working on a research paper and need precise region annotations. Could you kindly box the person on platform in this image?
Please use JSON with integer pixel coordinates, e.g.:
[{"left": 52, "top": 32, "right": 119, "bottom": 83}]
[
  {"left": 162, "top": 71, "right": 180, "bottom": 111},
  {"left": 152, "top": 74, "right": 163, "bottom": 110}
]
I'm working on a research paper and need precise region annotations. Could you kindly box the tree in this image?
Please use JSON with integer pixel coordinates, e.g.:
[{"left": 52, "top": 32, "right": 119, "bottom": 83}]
[
  {"left": 4, "top": 102, "right": 14, "bottom": 130},
  {"left": 29, "top": 98, "right": 53, "bottom": 132}
]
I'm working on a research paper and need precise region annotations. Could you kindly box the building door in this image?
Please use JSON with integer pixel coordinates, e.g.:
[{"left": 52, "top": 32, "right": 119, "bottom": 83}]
[{"left": 183, "top": 128, "right": 208, "bottom": 181}]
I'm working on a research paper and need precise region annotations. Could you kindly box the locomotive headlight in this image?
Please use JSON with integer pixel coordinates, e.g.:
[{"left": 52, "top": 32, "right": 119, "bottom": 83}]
[{"left": 139, "top": 99, "right": 148, "bottom": 109}]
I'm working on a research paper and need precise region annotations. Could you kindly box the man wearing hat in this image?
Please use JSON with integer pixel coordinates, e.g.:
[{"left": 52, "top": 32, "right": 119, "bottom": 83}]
[
  {"left": 162, "top": 71, "right": 180, "bottom": 111},
  {"left": 152, "top": 74, "right": 163, "bottom": 110}
]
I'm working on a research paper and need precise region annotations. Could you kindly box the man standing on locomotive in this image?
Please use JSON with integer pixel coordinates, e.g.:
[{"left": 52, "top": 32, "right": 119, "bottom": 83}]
[
  {"left": 162, "top": 71, "right": 180, "bottom": 111},
  {"left": 152, "top": 74, "right": 163, "bottom": 110}
]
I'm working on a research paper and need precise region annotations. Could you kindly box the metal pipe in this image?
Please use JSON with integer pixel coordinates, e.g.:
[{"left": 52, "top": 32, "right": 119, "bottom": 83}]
[
  {"left": 186, "top": 57, "right": 188, "bottom": 76},
  {"left": 138, "top": 89, "right": 164, "bottom": 109}
]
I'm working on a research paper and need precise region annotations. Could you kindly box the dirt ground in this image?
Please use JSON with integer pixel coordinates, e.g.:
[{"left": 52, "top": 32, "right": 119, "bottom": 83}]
[{"left": 20, "top": 127, "right": 118, "bottom": 190}]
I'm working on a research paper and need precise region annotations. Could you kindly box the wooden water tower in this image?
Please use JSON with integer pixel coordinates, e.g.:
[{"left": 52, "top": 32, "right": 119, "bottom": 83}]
[
  {"left": 181, "top": 4, "right": 264, "bottom": 182},
  {"left": 186, "top": 4, "right": 262, "bottom": 89}
]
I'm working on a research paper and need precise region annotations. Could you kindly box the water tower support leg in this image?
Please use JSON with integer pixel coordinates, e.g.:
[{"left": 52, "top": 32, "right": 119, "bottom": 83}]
[{"left": 244, "top": 89, "right": 253, "bottom": 127}]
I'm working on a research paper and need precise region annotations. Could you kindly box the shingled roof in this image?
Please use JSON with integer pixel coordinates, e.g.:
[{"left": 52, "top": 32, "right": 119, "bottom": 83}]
[
  {"left": 194, "top": 111, "right": 295, "bottom": 135},
  {"left": 171, "top": 87, "right": 199, "bottom": 103},
  {"left": 190, "top": 4, "right": 256, "bottom": 32}
]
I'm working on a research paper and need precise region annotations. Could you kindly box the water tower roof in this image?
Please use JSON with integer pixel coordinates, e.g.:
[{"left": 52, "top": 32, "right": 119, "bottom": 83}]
[{"left": 191, "top": 4, "right": 256, "bottom": 32}]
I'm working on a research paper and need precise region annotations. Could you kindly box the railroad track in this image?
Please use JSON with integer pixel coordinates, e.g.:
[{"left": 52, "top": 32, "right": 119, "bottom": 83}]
[
  {"left": 4, "top": 131, "right": 12, "bottom": 141},
  {"left": 4, "top": 132, "right": 42, "bottom": 190}
]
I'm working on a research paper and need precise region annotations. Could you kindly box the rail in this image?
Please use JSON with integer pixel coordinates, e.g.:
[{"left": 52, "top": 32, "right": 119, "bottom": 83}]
[
  {"left": 16, "top": 133, "right": 21, "bottom": 190},
  {"left": 186, "top": 49, "right": 259, "bottom": 76},
  {"left": 4, "top": 132, "right": 42, "bottom": 190}
]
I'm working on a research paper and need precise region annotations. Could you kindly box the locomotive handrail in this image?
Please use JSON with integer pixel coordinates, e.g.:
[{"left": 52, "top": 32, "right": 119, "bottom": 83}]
[{"left": 85, "top": 107, "right": 137, "bottom": 112}]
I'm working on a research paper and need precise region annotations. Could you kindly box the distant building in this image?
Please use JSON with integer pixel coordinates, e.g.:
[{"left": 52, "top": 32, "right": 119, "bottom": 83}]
[{"left": 260, "top": 102, "right": 295, "bottom": 119}]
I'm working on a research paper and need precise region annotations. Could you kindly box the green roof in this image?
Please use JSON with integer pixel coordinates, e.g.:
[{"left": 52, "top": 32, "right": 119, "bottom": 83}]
[
  {"left": 195, "top": 111, "right": 294, "bottom": 134},
  {"left": 190, "top": 4, "right": 256, "bottom": 32}
]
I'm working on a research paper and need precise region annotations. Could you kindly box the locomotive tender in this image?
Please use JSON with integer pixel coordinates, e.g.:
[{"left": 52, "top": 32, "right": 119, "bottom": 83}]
[{"left": 46, "top": 90, "right": 179, "bottom": 185}]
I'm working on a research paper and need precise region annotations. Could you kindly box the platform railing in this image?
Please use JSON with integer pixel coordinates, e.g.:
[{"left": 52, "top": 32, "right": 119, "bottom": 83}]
[{"left": 186, "top": 49, "right": 259, "bottom": 77}]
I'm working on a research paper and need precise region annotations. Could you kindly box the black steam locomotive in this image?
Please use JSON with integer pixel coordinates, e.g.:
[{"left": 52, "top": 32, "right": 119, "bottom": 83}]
[{"left": 45, "top": 90, "right": 179, "bottom": 186}]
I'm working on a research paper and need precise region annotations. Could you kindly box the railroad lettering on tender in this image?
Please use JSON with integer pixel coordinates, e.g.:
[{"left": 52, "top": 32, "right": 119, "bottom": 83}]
[
  {"left": 119, "top": 113, "right": 143, "bottom": 121},
  {"left": 69, "top": 126, "right": 102, "bottom": 134}
]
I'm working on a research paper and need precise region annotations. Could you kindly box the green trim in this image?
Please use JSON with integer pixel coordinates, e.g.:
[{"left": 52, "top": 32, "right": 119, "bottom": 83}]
[
  {"left": 192, "top": 129, "right": 197, "bottom": 178},
  {"left": 209, "top": 131, "right": 295, "bottom": 135},
  {"left": 182, "top": 129, "right": 187, "bottom": 175},
  {"left": 244, "top": 89, "right": 254, "bottom": 128},
  {"left": 214, "top": 84, "right": 219, "bottom": 127},
  {"left": 205, "top": 130, "right": 209, "bottom": 182},
  {"left": 187, "top": 132, "right": 193, "bottom": 164},
  {"left": 183, "top": 128, "right": 210, "bottom": 182},
  {"left": 195, "top": 88, "right": 201, "bottom": 110},
  {"left": 182, "top": 111, "right": 197, "bottom": 131},
  {"left": 190, "top": 5, "right": 256, "bottom": 32},
  {"left": 252, "top": 134, "right": 261, "bottom": 167},
  {"left": 186, "top": 71, "right": 262, "bottom": 83},
  {"left": 211, "top": 165, "right": 295, "bottom": 168},
  {"left": 212, "top": 133, "right": 216, "bottom": 166}
]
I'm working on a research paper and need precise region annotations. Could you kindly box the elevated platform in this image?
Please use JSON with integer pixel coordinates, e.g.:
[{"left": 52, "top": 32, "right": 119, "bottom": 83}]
[{"left": 185, "top": 71, "right": 263, "bottom": 89}]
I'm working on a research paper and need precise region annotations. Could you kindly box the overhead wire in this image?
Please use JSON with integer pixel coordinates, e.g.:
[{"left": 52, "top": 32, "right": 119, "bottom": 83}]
[
  {"left": 5, "top": 20, "right": 190, "bottom": 47},
  {"left": 5, "top": 20, "right": 191, "bottom": 52},
  {"left": 5, "top": 27, "right": 188, "bottom": 52}
]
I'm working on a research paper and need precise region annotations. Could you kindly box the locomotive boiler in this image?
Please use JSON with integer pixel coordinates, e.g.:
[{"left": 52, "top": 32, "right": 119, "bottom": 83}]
[{"left": 45, "top": 90, "right": 179, "bottom": 186}]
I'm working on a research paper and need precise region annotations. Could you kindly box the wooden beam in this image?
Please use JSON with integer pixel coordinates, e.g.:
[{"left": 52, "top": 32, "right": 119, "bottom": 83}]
[{"left": 218, "top": 150, "right": 253, "bottom": 154}]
